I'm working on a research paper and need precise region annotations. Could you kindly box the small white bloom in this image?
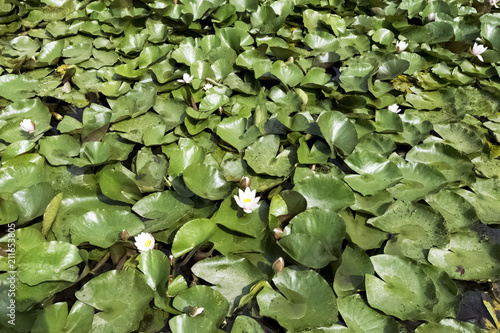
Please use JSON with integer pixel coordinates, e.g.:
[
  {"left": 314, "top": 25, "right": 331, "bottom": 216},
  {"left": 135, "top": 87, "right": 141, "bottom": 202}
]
[
  {"left": 388, "top": 104, "right": 401, "bottom": 113},
  {"left": 134, "top": 232, "right": 155, "bottom": 252},
  {"left": 395, "top": 40, "right": 408, "bottom": 52},
  {"left": 203, "top": 83, "right": 213, "bottom": 91},
  {"left": 20, "top": 119, "right": 35, "bottom": 134},
  {"left": 471, "top": 43, "right": 487, "bottom": 62},
  {"left": 491, "top": 0, "right": 499, "bottom": 8},
  {"left": 177, "top": 73, "right": 193, "bottom": 84},
  {"left": 234, "top": 187, "right": 260, "bottom": 214}
]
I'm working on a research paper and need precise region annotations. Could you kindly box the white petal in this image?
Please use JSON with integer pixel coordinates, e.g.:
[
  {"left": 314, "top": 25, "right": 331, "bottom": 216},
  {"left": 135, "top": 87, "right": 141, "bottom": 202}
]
[
  {"left": 478, "top": 54, "right": 484, "bottom": 62},
  {"left": 234, "top": 195, "right": 242, "bottom": 207}
]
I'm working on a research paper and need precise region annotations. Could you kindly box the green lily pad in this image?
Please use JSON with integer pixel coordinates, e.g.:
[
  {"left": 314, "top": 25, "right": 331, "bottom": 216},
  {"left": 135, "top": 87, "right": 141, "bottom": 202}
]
[
  {"left": 344, "top": 151, "right": 402, "bottom": 196},
  {"left": 256, "top": 267, "right": 338, "bottom": 332},
  {"left": 425, "top": 190, "right": 479, "bottom": 232},
  {"left": 191, "top": 255, "right": 267, "bottom": 312},
  {"left": 333, "top": 243, "right": 374, "bottom": 297},
  {"left": 428, "top": 231, "right": 500, "bottom": 282},
  {"left": 278, "top": 207, "right": 345, "bottom": 269},
  {"left": 18, "top": 241, "right": 82, "bottom": 286},
  {"left": 406, "top": 142, "right": 475, "bottom": 186},
  {"left": 70, "top": 208, "right": 144, "bottom": 248},
  {"left": 270, "top": 60, "right": 304, "bottom": 87},
  {"left": 31, "top": 301, "right": 94, "bottom": 333},
  {"left": 337, "top": 294, "right": 400, "bottom": 333},
  {"left": 415, "top": 318, "right": 488, "bottom": 333},
  {"left": 244, "top": 135, "right": 297, "bottom": 177},
  {"left": 0, "top": 74, "right": 39, "bottom": 101},
  {"left": 318, "top": 111, "right": 358, "bottom": 157},
  {"left": 368, "top": 200, "right": 448, "bottom": 261},
  {"left": 183, "top": 163, "right": 231, "bottom": 200},
  {"left": 294, "top": 173, "right": 354, "bottom": 213},
  {"left": 377, "top": 59, "right": 410, "bottom": 80},
  {"left": 99, "top": 169, "right": 142, "bottom": 204},
  {"left": 170, "top": 285, "right": 229, "bottom": 333},
  {"left": 217, "top": 116, "right": 261, "bottom": 152},
  {"left": 13, "top": 182, "right": 56, "bottom": 224},
  {"left": 387, "top": 161, "right": 447, "bottom": 202},
  {"left": 366, "top": 254, "right": 461, "bottom": 321},
  {"left": 39, "top": 134, "right": 80, "bottom": 166},
  {"left": 76, "top": 269, "right": 154, "bottom": 333},
  {"left": 172, "top": 218, "right": 216, "bottom": 257},
  {"left": 132, "top": 191, "right": 197, "bottom": 232},
  {"left": 137, "top": 249, "right": 171, "bottom": 311},
  {"left": 230, "top": 316, "right": 265, "bottom": 333}
]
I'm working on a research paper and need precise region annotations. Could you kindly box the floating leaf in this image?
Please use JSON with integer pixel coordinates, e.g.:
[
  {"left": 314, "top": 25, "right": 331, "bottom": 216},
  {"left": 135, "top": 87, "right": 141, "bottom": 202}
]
[
  {"left": 366, "top": 254, "right": 461, "bottom": 321},
  {"left": 279, "top": 208, "right": 345, "bottom": 268},
  {"left": 183, "top": 163, "right": 232, "bottom": 200},
  {"left": 244, "top": 135, "right": 297, "bottom": 177},
  {"left": 256, "top": 267, "right": 338, "bottom": 332},
  {"left": 295, "top": 173, "right": 354, "bottom": 213},
  {"left": 76, "top": 270, "right": 154, "bottom": 333},
  {"left": 70, "top": 208, "right": 144, "bottom": 248}
]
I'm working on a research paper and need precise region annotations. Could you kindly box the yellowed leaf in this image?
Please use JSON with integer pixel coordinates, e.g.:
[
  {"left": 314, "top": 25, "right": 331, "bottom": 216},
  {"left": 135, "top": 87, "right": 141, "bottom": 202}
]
[
  {"left": 488, "top": 142, "right": 500, "bottom": 160},
  {"left": 42, "top": 192, "right": 64, "bottom": 237}
]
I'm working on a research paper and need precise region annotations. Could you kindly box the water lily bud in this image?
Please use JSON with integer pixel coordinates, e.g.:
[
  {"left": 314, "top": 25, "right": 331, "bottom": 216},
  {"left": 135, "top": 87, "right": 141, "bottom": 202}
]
[
  {"left": 273, "top": 228, "right": 283, "bottom": 239},
  {"left": 272, "top": 257, "right": 285, "bottom": 274},
  {"left": 240, "top": 176, "right": 251, "bottom": 189},
  {"left": 287, "top": 56, "right": 294, "bottom": 63},
  {"left": 20, "top": 119, "right": 35, "bottom": 134},
  {"left": 121, "top": 229, "right": 130, "bottom": 241},
  {"left": 191, "top": 306, "right": 204, "bottom": 317},
  {"left": 134, "top": 232, "right": 155, "bottom": 252}
]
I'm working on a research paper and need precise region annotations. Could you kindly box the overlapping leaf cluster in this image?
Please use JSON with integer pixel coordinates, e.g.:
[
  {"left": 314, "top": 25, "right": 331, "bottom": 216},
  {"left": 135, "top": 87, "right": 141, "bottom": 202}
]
[{"left": 1, "top": 0, "right": 500, "bottom": 332}]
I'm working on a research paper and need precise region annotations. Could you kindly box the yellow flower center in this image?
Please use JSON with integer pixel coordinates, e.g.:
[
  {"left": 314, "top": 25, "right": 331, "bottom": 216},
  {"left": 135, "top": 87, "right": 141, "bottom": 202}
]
[
  {"left": 144, "top": 240, "right": 152, "bottom": 248},
  {"left": 243, "top": 198, "right": 252, "bottom": 203}
]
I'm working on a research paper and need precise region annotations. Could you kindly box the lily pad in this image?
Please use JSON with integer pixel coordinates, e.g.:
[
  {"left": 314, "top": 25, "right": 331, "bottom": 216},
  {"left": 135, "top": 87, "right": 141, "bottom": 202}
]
[
  {"left": 76, "top": 270, "right": 154, "bottom": 333},
  {"left": 366, "top": 254, "right": 461, "bottom": 321},
  {"left": 18, "top": 241, "right": 82, "bottom": 286},
  {"left": 278, "top": 207, "right": 345, "bottom": 268},
  {"left": 244, "top": 135, "right": 297, "bottom": 177},
  {"left": 256, "top": 267, "right": 338, "bottom": 332}
]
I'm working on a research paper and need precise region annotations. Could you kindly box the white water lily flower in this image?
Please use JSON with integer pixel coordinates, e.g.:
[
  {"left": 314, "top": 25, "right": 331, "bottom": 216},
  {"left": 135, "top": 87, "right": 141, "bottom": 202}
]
[
  {"left": 134, "top": 232, "right": 155, "bottom": 252},
  {"left": 203, "top": 83, "right": 213, "bottom": 91},
  {"left": 491, "top": 0, "right": 499, "bottom": 8},
  {"left": 234, "top": 187, "right": 260, "bottom": 213},
  {"left": 471, "top": 43, "right": 487, "bottom": 62},
  {"left": 388, "top": 104, "right": 401, "bottom": 113},
  {"left": 177, "top": 73, "right": 193, "bottom": 84},
  {"left": 395, "top": 40, "right": 408, "bottom": 52},
  {"left": 20, "top": 119, "right": 35, "bottom": 134}
]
